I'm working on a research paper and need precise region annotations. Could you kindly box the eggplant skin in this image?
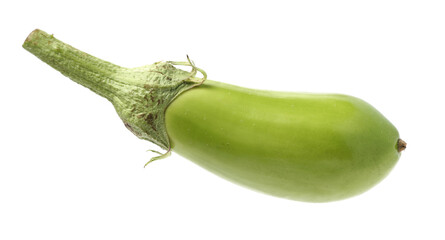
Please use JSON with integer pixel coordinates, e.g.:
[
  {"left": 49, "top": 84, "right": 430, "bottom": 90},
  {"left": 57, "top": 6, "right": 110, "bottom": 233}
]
[{"left": 165, "top": 80, "right": 400, "bottom": 202}]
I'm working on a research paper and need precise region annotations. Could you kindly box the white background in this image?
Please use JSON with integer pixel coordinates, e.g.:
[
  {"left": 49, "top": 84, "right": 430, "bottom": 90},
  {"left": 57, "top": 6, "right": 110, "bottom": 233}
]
[{"left": 1, "top": 1, "right": 444, "bottom": 239}]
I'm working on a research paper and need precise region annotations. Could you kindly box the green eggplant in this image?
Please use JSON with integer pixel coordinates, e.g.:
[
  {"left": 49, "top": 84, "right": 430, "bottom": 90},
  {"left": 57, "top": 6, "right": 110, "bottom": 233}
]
[{"left": 23, "top": 29, "right": 406, "bottom": 202}]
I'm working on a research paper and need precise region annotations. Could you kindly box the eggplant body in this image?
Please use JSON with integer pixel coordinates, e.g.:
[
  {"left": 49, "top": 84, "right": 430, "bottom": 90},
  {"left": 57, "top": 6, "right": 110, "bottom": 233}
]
[{"left": 165, "top": 80, "right": 400, "bottom": 202}]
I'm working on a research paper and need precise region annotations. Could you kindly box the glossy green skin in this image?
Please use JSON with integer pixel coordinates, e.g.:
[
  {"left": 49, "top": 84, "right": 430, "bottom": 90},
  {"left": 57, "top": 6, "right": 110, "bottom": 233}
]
[{"left": 165, "top": 80, "right": 400, "bottom": 202}]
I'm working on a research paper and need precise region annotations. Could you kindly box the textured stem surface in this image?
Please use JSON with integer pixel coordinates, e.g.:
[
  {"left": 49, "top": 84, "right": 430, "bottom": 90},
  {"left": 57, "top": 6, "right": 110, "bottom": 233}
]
[
  {"left": 23, "top": 29, "right": 206, "bottom": 156},
  {"left": 23, "top": 29, "right": 124, "bottom": 101}
]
